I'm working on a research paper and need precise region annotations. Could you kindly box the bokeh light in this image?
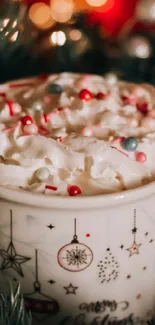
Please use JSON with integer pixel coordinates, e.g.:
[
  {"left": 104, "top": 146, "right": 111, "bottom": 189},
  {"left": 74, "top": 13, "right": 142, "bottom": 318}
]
[
  {"left": 69, "top": 29, "right": 82, "bottom": 41},
  {"left": 51, "top": 31, "right": 66, "bottom": 46},
  {"left": 50, "top": 0, "right": 74, "bottom": 23},
  {"left": 29, "top": 2, "right": 51, "bottom": 26},
  {"left": 86, "top": 0, "right": 108, "bottom": 7}
]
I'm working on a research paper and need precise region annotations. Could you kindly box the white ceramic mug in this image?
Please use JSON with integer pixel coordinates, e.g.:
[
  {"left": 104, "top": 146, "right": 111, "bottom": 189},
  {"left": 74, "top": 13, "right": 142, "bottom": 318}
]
[{"left": 0, "top": 184, "right": 155, "bottom": 325}]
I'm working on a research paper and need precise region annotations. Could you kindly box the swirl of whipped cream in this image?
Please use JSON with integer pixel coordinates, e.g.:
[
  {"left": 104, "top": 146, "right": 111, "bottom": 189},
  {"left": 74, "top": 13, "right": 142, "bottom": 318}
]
[{"left": 0, "top": 73, "right": 155, "bottom": 196}]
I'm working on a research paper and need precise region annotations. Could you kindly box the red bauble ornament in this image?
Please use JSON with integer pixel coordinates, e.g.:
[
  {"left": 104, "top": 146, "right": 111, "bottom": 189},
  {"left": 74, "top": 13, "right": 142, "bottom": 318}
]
[
  {"left": 21, "top": 115, "right": 33, "bottom": 125},
  {"left": 68, "top": 185, "right": 82, "bottom": 196},
  {"left": 79, "top": 89, "right": 93, "bottom": 101}
]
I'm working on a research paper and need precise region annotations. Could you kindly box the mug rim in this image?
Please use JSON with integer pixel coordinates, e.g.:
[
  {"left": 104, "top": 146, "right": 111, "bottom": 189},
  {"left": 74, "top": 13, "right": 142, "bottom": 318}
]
[{"left": 0, "top": 182, "right": 155, "bottom": 209}]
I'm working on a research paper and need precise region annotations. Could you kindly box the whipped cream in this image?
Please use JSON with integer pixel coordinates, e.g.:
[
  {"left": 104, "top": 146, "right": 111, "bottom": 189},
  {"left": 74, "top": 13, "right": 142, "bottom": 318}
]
[{"left": 0, "top": 73, "right": 155, "bottom": 196}]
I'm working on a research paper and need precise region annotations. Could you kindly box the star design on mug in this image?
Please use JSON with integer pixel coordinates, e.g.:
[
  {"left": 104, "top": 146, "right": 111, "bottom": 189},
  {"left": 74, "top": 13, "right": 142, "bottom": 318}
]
[
  {"left": 63, "top": 283, "right": 78, "bottom": 295},
  {"left": 0, "top": 242, "right": 31, "bottom": 277},
  {"left": 47, "top": 224, "right": 55, "bottom": 230},
  {"left": 126, "top": 241, "right": 141, "bottom": 257}
]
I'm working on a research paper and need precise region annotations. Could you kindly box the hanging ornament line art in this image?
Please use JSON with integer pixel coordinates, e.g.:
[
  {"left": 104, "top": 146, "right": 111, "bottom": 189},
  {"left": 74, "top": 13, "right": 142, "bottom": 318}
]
[
  {"left": 24, "top": 249, "right": 59, "bottom": 320},
  {"left": 0, "top": 209, "right": 31, "bottom": 277},
  {"left": 126, "top": 209, "right": 141, "bottom": 257},
  {"left": 57, "top": 218, "right": 93, "bottom": 272}
]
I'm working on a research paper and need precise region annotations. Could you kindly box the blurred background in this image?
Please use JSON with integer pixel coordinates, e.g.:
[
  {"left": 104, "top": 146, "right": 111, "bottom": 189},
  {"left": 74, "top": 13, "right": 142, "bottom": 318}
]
[{"left": 0, "top": 0, "right": 155, "bottom": 83}]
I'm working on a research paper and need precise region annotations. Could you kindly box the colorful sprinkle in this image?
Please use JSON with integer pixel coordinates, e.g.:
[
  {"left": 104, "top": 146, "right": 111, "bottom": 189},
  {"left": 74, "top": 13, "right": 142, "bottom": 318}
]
[
  {"left": 95, "top": 92, "right": 106, "bottom": 100},
  {"left": 122, "top": 137, "right": 138, "bottom": 152},
  {"left": 45, "top": 185, "right": 58, "bottom": 191},
  {"left": 135, "top": 152, "right": 147, "bottom": 163},
  {"left": 43, "top": 113, "right": 48, "bottom": 123},
  {"left": 9, "top": 82, "right": 33, "bottom": 88},
  {"left": 137, "top": 102, "right": 148, "bottom": 115},
  {"left": 122, "top": 96, "right": 137, "bottom": 106},
  {"left": 111, "top": 137, "right": 125, "bottom": 145},
  {"left": 0, "top": 92, "right": 6, "bottom": 98},
  {"left": 21, "top": 115, "right": 33, "bottom": 125},
  {"left": 47, "top": 83, "right": 64, "bottom": 94},
  {"left": 57, "top": 137, "right": 63, "bottom": 142},
  {"left": 68, "top": 185, "right": 82, "bottom": 196},
  {"left": 79, "top": 89, "right": 93, "bottom": 101},
  {"left": 39, "top": 126, "right": 48, "bottom": 135},
  {"left": 36, "top": 167, "right": 50, "bottom": 181},
  {"left": 6, "top": 100, "right": 14, "bottom": 116}
]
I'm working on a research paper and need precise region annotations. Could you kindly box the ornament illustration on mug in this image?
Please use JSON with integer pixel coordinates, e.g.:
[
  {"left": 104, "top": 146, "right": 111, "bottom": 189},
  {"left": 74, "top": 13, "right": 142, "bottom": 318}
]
[
  {"left": 126, "top": 209, "right": 141, "bottom": 257},
  {"left": 97, "top": 248, "right": 119, "bottom": 284},
  {"left": 57, "top": 218, "right": 93, "bottom": 272},
  {"left": 24, "top": 249, "right": 59, "bottom": 323},
  {"left": 0, "top": 210, "right": 31, "bottom": 277}
]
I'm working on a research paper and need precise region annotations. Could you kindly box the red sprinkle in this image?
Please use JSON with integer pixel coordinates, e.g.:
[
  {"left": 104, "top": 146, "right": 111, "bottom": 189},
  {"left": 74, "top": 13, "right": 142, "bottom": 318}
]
[
  {"left": 136, "top": 102, "right": 148, "bottom": 115},
  {"left": 45, "top": 185, "right": 57, "bottom": 191},
  {"left": 57, "top": 137, "right": 63, "bottom": 142},
  {"left": 39, "top": 126, "right": 48, "bottom": 135},
  {"left": 86, "top": 233, "right": 91, "bottom": 237},
  {"left": 39, "top": 74, "right": 48, "bottom": 81},
  {"left": 0, "top": 92, "right": 6, "bottom": 98},
  {"left": 122, "top": 96, "right": 137, "bottom": 106},
  {"left": 21, "top": 115, "right": 33, "bottom": 125},
  {"left": 135, "top": 152, "right": 147, "bottom": 163},
  {"left": 111, "top": 137, "right": 125, "bottom": 145},
  {"left": 6, "top": 100, "right": 14, "bottom": 116},
  {"left": 95, "top": 92, "right": 106, "bottom": 100},
  {"left": 68, "top": 185, "right": 82, "bottom": 196},
  {"left": 57, "top": 107, "right": 64, "bottom": 112},
  {"left": 43, "top": 113, "right": 48, "bottom": 123},
  {"left": 79, "top": 89, "right": 93, "bottom": 101},
  {"left": 9, "top": 83, "right": 33, "bottom": 88}
]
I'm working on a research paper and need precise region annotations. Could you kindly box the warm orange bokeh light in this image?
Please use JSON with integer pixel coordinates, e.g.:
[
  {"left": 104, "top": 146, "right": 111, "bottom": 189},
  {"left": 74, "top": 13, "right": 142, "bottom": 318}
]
[
  {"left": 86, "top": 0, "right": 108, "bottom": 7},
  {"left": 50, "top": 0, "right": 74, "bottom": 23},
  {"left": 29, "top": 2, "right": 51, "bottom": 25}
]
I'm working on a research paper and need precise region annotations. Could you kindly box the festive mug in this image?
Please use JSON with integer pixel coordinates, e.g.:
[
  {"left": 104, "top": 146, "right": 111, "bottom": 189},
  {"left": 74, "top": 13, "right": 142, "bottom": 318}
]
[{"left": 0, "top": 184, "right": 155, "bottom": 325}]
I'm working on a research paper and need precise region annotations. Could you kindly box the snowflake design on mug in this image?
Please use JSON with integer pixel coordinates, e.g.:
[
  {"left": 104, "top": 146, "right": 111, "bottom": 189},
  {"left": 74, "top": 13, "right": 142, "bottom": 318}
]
[{"left": 58, "top": 219, "right": 93, "bottom": 272}]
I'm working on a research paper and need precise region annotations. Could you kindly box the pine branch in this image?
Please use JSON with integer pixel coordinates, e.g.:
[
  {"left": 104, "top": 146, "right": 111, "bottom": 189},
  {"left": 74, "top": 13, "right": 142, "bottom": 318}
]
[{"left": 0, "top": 283, "right": 32, "bottom": 325}]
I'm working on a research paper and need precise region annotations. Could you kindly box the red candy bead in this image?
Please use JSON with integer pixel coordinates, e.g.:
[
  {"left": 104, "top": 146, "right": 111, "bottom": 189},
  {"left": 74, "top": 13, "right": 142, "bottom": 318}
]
[
  {"left": 21, "top": 115, "right": 33, "bottom": 125},
  {"left": 57, "top": 107, "right": 64, "bottom": 112},
  {"left": 79, "top": 89, "right": 93, "bottom": 101},
  {"left": 135, "top": 152, "right": 147, "bottom": 163},
  {"left": 136, "top": 103, "right": 148, "bottom": 115},
  {"left": 111, "top": 137, "right": 125, "bottom": 145},
  {"left": 57, "top": 137, "right": 63, "bottom": 142},
  {"left": 95, "top": 92, "right": 106, "bottom": 100},
  {"left": 122, "top": 96, "right": 137, "bottom": 106},
  {"left": 68, "top": 185, "right": 82, "bottom": 196}
]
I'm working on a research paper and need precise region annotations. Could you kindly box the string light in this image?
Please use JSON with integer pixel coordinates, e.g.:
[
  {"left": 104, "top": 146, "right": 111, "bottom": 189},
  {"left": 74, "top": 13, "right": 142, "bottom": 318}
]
[
  {"left": 51, "top": 31, "right": 66, "bottom": 46},
  {"left": 12, "top": 20, "right": 17, "bottom": 28},
  {"left": 50, "top": 0, "right": 74, "bottom": 23},
  {"left": 10, "top": 31, "right": 19, "bottom": 42},
  {"left": 29, "top": 2, "right": 51, "bottom": 27},
  {"left": 4, "top": 18, "right": 10, "bottom": 28},
  {"left": 85, "top": 0, "right": 108, "bottom": 7}
]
